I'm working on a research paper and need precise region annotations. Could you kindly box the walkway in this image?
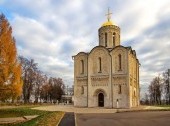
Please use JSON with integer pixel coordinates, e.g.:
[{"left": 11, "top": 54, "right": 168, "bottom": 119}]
[
  {"left": 33, "top": 105, "right": 117, "bottom": 113},
  {"left": 0, "top": 115, "right": 38, "bottom": 124},
  {"left": 76, "top": 111, "right": 170, "bottom": 126},
  {"left": 58, "top": 112, "right": 75, "bottom": 126}
]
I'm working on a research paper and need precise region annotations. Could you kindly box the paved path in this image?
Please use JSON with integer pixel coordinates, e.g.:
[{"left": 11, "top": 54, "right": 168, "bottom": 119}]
[
  {"left": 58, "top": 112, "right": 75, "bottom": 126},
  {"left": 0, "top": 115, "right": 38, "bottom": 124},
  {"left": 33, "top": 105, "right": 170, "bottom": 126},
  {"left": 33, "top": 105, "right": 118, "bottom": 113},
  {"left": 33, "top": 105, "right": 169, "bottom": 113},
  {"left": 76, "top": 111, "right": 170, "bottom": 126}
]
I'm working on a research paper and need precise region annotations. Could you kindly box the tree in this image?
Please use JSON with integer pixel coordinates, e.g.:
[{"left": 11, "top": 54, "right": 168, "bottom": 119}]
[
  {"left": 34, "top": 71, "right": 47, "bottom": 103},
  {"left": 50, "top": 77, "right": 64, "bottom": 102},
  {"left": 162, "top": 70, "right": 170, "bottom": 104},
  {"left": 143, "top": 93, "right": 149, "bottom": 105},
  {"left": 0, "top": 14, "right": 22, "bottom": 102},
  {"left": 148, "top": 76, "right": 163, "bottom": 105},
  {"left": 40, "top": 83, "right": 51, "bottom": 102},
  {"left": 19, "top": 56, "right": 38, "bottom": 103},
  {"left": 40, "top": 77, "right": 64, "bottom": 103}
]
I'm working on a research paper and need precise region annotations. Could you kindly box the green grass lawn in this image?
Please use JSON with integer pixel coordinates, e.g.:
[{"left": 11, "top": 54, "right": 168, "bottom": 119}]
[{"left": 0, "top": 106, "right": 64, "bottom": 126}]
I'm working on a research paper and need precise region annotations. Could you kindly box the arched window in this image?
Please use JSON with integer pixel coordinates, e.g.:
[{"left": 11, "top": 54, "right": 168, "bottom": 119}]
[
  {"left": 81, "top": 86, "right": 84, "bottom": 94},
  {"left": 81, "top": 60, "right": 84, "bottom": 74},
  {"left": 98, "top": 57, "right": 102, "bottom": 73},
  {"left": 134, "top": 91, "right": 136, "bottom": 97},
  {"left": 118, "top": 54, "right": 122, "bottom": 70},
  {"left": 113, "top": 33, "right": 115, "bottom": 47},
  {"left": 105, "top": 33, "right": 107, "bottom": 47},
  {"left": 118, "top": 85, "right": 122, "bottom": 94}
]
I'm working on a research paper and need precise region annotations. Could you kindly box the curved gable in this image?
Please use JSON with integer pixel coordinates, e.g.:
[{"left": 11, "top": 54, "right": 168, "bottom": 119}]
[
  {"left": 88, "top": 46, "right": 111, "bottom": 75},
  {"left": 110, "top": 45, "right": 127, "bottom": 53},
  {"left": 110, "top": 45, "right": 128, "bottom": 74},
  {"left": 74, "top": 52, "right": 88, "bottom": 60},
  {"left": 89, "top": 46, "right": 110, "bottom": 57}
]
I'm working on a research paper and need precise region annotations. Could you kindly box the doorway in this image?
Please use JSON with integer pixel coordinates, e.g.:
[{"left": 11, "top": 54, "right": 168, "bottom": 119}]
[{"left": 98, "top": 93, "right": 104, "bottom": 107}]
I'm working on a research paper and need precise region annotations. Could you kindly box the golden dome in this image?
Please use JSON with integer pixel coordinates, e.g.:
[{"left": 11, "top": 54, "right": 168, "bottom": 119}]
[
  {"left": 102, "top": 20, "right": 116, "bottom": 27},
  {"left": 101, "top": 8, "right": 117, "bottom": 27}
]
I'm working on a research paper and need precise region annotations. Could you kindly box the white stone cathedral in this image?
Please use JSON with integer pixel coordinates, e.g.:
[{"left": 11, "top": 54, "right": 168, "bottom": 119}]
[{"left": 73, "top": 9, "right": 140, "bottom": 108}]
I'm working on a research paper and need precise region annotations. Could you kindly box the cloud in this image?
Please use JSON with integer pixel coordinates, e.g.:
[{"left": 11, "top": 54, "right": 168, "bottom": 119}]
[
  {"left": 0, "top": 0, "right": 5, "bottom": 4},
  {"left": 1, "top": 0, "right": 170, "bottom": 94}
]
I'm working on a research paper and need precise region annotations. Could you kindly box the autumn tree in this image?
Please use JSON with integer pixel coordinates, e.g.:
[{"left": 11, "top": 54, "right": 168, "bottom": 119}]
[
  {"left": 0, "top": 14, "right": 22, "bottom": 102},
  {"left": 40, "top": 77, "right": 64, "bottom": 103},
  {"left": 40, "top": 83, "right": 51, "bottom": 102},
  {"left": 50, "top": 77, "right": 64, "bottom": 102},
  {"left": 19, "top": 55, "right": 66, "bottom": 104}
]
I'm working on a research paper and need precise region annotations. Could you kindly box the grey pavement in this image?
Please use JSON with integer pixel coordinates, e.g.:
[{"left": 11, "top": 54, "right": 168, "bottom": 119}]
[
  {"left": 58, "top": 112, "right": 75, "bottom": 126},
  {"left": 33, "top": 105, "right": 117, "bottom": 113},
  {"left": 33, "top": 105, "right": 170, "bottom": 114},
  {"left": 76, "top": 111, "right": 170, "bottom": 126}
]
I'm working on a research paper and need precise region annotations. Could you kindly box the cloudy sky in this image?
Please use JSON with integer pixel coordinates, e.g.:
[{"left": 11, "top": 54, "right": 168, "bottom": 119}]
[{"left": 0, "top": 0, "right": 170, "bottom": 96}]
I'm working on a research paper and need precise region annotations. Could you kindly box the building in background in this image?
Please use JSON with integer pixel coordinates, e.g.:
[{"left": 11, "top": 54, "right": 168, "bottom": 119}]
[{"left": 61, "top": 85, "right": 74, "bottom": 104}]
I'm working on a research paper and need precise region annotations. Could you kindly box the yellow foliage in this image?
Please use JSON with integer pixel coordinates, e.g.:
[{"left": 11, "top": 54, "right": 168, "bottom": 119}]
[{"left": 0, "top": 14, "right": 22, "bottom": 101}]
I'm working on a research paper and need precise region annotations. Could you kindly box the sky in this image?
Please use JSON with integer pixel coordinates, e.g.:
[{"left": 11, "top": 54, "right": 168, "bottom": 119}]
[{"left": 0, "top": 0, "right": 170, "bottom": 97}]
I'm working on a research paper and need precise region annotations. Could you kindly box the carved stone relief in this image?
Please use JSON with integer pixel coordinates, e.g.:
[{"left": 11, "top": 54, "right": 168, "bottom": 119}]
[
  {"left": 91, "top": 74, "right": 109, "bottom": 86},
  {"left": 113, "top": 76, "right": 126, "bottom": 85},
  {"left": 76, "top": 76, "right": 87, "bottom": 86}
]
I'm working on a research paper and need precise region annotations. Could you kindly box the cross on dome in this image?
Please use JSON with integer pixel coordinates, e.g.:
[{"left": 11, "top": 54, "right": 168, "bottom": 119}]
[{"left": 105, "top": 8, "right": 112, "bottom": 21}]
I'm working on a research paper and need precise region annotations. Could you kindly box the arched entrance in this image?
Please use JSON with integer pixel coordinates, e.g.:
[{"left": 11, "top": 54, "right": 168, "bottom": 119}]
[{"left": 98, "top": 93, "right": 104, "bottom": 107}]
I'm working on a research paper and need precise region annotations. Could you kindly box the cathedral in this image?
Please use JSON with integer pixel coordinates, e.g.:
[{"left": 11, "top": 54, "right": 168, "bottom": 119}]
[{"left": 73, "top": 9, "right": 140, "bottom": 108}]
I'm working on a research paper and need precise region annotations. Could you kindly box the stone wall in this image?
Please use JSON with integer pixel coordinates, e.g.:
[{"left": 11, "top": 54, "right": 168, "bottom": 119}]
[
  {"left": 128, "top": 50, "right": 140, "bottom": 107},
  {"left": 74, "top": 52, "right": 88, "bottom": 107},
  {"left": 98, "top": 25, "right": 120, "bottom": 48},
  {"left": 88, "top": 47, "right": 112, "bottom": 108},
  {"left": 110, "top": 47, "right": 129, "bottom": 108}
]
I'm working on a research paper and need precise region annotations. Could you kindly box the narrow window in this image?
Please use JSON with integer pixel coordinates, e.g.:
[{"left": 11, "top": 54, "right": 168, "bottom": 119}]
[
  {"left": 134, "top": 91, "right": 135, "bottom": 97},
  {"left": 118, "top": 54, "right": 122, "bottom": 70},
  {"left": 81, "top": 60, "right": 84, "bottom": 74},
  {"left": 118, "top": 85, "right": 122, "bottom": 94},
  {"left": 113, "top": 33, "right": 115, "bottom": 47},
  {"left": 81, "top": 86, "right": 84, "bottom": 94},
  {"left": 105, "top": 33, "right": 107, "bottom": 47},
  {"left": 98, "top": 57, "right": 102, "bottom": 73}
]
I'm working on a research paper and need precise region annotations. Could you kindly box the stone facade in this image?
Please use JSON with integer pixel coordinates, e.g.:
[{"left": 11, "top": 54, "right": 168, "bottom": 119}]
[{"left": 73, "top": 17, "right": 140, "bottom": 108}]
